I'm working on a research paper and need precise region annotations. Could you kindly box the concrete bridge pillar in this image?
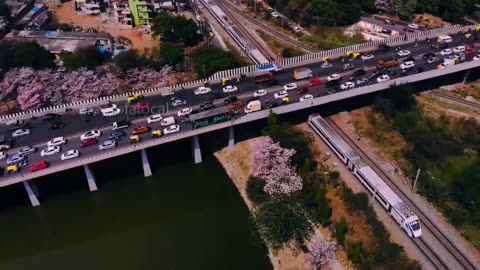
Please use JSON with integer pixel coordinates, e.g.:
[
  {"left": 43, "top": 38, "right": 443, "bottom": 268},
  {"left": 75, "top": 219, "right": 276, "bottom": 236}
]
[
  {"left": 23, "top": 181, "right": 40, "bottom": 207},
  {"left": 141, "top": 149, "right": 152, "bottom": 177},
  {"left": 463, "top": 69, "right": 472, "bottom": 83},
  {"left": 192, "top": 135, "right": 202, "bottom": 164},
  {"left": 83, "top": 165, "right": 98, "bottom": 192},
  {"left": 228, "top": 126, "right": 235, "bottom": 148}
]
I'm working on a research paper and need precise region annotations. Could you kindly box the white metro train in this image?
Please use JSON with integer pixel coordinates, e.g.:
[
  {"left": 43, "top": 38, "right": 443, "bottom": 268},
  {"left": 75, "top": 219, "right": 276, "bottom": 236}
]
[{"left": 308, "top": 114, "right": 422, "bottom": 238}]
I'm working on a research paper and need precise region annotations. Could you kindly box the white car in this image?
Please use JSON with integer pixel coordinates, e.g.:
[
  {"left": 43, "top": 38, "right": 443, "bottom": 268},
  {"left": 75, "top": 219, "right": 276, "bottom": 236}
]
[
  {"left": 99, "top": 140, "right": 117, "bottom": 151},
  {"left": 147, "top": 114, "right": 163, "bottom": 124},
  {"left": 17, "top": 146, "right": 37, "bottom": 156},
  {"left": 407, "top": 23, "right": 418, "bottom": 30},
  {"left": 12, "top": 128, "right": 30, "bottom": 137},
  {"left": 0, "top": 151, "right": 6, "bottom": 160},
  {"left": 177, "top": 107, "right": 193, "bottom": 117},
  {"left": 164, "top": 124, "right": 180, "bottom": 135},
  {"left": 254, "top": 89, "right": 267, "bottom": 97},
  {"left": 80, "top": 130, "right": 101, "bottom": 141},
  {"left": 274, "top": 91, "right": 289, "bottom": 99},
  {"left": 400, "top": 61, "right": 415, "bottom": 69},
  {"left": 41, "top": 146, "right": 61, "bottom": 157},
  {"left": 327, "top": 74, "right": 341, "bottom": 81},
  {"left": 440, "top": 49, "right": 452, "bottom": 55},
  {"left": 79, "top": 107, "right": 94, "bottom": 116},
  {"left": 473, "top": 55, "right": 480, "bottom": 61},
  {"left": 427, "top": 57, "right": 440, "bottom": 63},
  {"left": 299, "top": 94, "right": 314, "bottom": 102},
  {"left": 397, "top": 50, "right": 411, "bottom": 57},
  {"left": 223, "top": 85, "right": 238, "bottom": 93},
  {"left": 283, "top": 83, "right": 298, "bottom": 91},
  {"left": 194, "top": 86, "right": 211, "bottom": 95},
  {"left": 321, "top": 62, "right": 332, "bottom": 68},
  {"left": 361, "top": 54, "right": 374, "bottom": 61},
  {"left": 453, "top": 46, "right": 465, "bottom": 53},
  {"left": 61, "top": 149, "right": 80, "bottom": 160},
  {"left": 293, "top": 26, "right": 302, "bottom": 32},
  {"left": 340, "top": 81, "right": 355, "bottom": 90},
  {"left": 377, "top": 74, "right": 390, "bottom": 83},
  {"left": 48, "top": 136, "right": 67, "bottom": 147}
]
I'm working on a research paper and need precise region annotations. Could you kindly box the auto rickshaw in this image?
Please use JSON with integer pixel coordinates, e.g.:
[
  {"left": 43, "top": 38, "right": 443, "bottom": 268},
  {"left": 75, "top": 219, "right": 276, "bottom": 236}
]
[
  {"left": 476, "top": 26, "right": 480, "bottom": 32},
  {"left": 151, "top": 129, "right": 162, "bottom": 138},
  {"left": 222, "top": 78, "right": 233, "bottom": 86},
  {"left": 7, "top": 165, "right": 18, "bottom": 175},
  {"left": 322, "top": 56, "right": 330, "bottom": 62},
  {"left": 281, "top": 97, "right": 290, "bottom": 104},
  {"left": 127, "top": 94, "right": 144, "bottom": 104},
  {"left": 465, "top": 33, "right": 472, "bottom": 39},
  {"left": 346, "top": 51, "right": 360, "bottom": 58},
  {"left": 129, "top": 135, "right": 141, "bottom": 143}
]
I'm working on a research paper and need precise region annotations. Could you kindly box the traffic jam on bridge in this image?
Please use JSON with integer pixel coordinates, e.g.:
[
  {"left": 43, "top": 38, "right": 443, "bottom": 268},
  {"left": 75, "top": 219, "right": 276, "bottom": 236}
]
[{"left": 1, "top": 30, "right": 479, "bottom": 178}]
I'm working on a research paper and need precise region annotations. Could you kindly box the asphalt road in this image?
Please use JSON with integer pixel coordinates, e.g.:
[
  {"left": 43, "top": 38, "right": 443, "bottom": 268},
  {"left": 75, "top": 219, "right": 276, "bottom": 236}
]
[{"left": 0, "top": 30, "right": 477, "bottom": 178}]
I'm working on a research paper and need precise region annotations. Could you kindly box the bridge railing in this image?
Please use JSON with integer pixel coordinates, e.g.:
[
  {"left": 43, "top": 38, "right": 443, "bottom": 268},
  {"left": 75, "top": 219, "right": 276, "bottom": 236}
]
[{"left": 0, "top": 24, "right": 478, "bottom": 123}]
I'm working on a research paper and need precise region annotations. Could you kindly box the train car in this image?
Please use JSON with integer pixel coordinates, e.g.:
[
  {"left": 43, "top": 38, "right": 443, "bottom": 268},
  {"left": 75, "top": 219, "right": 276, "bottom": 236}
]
[
  {"left": 250, "top": 49, "right": 270, "bottom": 65},
  {"left": 308, "top": 114, "right": 422, "bottom": 238}
]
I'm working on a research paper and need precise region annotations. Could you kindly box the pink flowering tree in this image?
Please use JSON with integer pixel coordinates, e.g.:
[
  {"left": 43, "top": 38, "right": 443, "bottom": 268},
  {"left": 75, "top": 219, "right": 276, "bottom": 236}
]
[
  {"left": 125, "top": 67, "right": 174, "bottom": 91},
  {"left": 308, "top": 236, "right": 337, "bottom": 269},
  {"left": 61, "top": 68, "right": 120, "bottom": 103},
  {"left": 249, "top": 137, "right": 303, "bottom": 197},
  {"left": 17, "top": 82, "right": 45, "bottom": 111}
]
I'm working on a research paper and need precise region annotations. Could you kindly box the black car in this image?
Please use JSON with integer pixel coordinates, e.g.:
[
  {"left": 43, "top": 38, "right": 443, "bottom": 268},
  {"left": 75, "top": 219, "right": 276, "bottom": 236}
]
[
  {"left": 200, "top": 102, "right": 215, "bottom": 111},
  {"left": 401, "top": 70, "right": 409, "bottom": 77},
  {"left": 414, "top": 67, "right": 424, "bottom": 73},
  {"left": 422, "top": 52, "right": 435, "bottom": 60},
  {"left": 48, "top": 121, "right": 65, "bottom": 130},
  {"left": 326, "top": 80, "right": 340, "bottom": 88},
  {"left": 352, "top": 69, "right": 366, "bottom": 77},
  {"left": 224, "top": 96, "right": 238, "bottom": 105},
  {"left": 403, "top": 56, "right": 416, "bottom": 62},
  {"left": 41, "top": 113, "right": 60, "bottom": 121},
  {"left": 209, "top": 92, "right": 226, "bottom": 100}
]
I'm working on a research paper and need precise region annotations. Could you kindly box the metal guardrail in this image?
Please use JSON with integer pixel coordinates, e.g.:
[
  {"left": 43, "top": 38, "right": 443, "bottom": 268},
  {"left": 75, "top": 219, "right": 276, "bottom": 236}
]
[{"left": 0, "top": 23, "right": 479, "bottom": 123}]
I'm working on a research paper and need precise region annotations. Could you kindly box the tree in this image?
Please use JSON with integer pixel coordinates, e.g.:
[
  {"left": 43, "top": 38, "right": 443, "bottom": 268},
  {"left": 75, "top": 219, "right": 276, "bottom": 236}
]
[
  {"left": 396, "top": 0, "right": 418, "bottom": 19},
  {"left": 246, "top": 177, "right": 269, "bottom": 205},
  {"left": 308, "top": 236, "right": 337, "bottom": 269},
  {"left": 152, "top": 14, "right": 200, "bottom": 46},
  {"left": 61, "top": 46, "right": 110, "bottom": 71},
  {"left": 335, "top": 217, "right": 347, "bottom": 246},
  {"left": 190, "top": 46, "right": 246, "bottom": 78},
  {"left": 11, "top": 41, "right": 55, "bottom": 70},
  {"left": 159, "top": 42, "right": 184, "bottom": 67},
  {"left": 113, "top": 49, "right": 148, "bottom": 73},
  {"left": 124, "top": 67, "right": 173, "bottom": 91}
]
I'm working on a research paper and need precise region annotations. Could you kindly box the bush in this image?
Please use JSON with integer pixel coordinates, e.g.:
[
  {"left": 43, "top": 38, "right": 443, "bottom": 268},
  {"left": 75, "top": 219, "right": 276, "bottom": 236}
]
[
  {"left": 61, "top": 46, "right": 110, "bottom": 71},
  {"left": 335, "top": 217, "right": 347, "bottom": 246},
  {"left": 297, "top": 180, "right": 331, "bottom": 226},
  {"left": 190, "top": 46, "right": 247, "bottom": 78},
  {"left": 246, "top": 177, "right": 269, "bottom": 205}
]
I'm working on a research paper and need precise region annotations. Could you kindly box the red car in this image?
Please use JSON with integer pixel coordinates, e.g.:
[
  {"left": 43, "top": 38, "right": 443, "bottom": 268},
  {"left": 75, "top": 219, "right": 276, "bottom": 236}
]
[
  {"left": 308, "top": 78, "right": 322, "bottom": 87},
  {"left": 465, "top": 44, "right": 475, "bottom": 55},
  {"left": 132, "top": 126, "right": 151, "bottom": 135},
  {"left": 133, "top": 102, "right": 152, "bottom": 111},
  {"left": 30, "top": 161, "right": 49, "bottom": 172},
  {"left": 80, "top": 138, "right": 98, "bottom": 147},
  {"left": 296, "top": 87, "right": 309, "bottom": 95}
]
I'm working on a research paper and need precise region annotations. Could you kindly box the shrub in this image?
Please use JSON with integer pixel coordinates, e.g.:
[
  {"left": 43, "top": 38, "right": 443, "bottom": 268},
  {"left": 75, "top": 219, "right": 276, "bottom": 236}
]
[
  {"left": 335, "top": 217, "right": 347, "bottom": 246},
  {"left": 246, "top": 177, "right": 269, "bottom": 205}
]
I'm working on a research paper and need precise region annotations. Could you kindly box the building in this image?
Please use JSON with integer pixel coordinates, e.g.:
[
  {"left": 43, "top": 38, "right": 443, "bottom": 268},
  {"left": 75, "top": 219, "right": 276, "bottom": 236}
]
[
  {"left": 74, "top": 0, "right": 101, "bottom": 14},
  {"left": 110, "top": 0, "right": 133, "bottom": 27},
  {"left": 347, "top": 16, "right": 406, "bottom": 41},
  {"left": 128, "top": 0, "right": 153, "bottom": 26}
]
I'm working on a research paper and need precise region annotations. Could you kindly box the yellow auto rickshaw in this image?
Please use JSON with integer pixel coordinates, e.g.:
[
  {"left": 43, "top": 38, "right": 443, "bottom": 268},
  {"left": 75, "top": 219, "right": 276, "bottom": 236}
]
[
  {"left": 465, "top": 33, "right": 472, "bottom": 39},
  {"left": 221, "top": 78, "right": 233, "bottom": 86},
  {"left": 129, "top": 135, "right": 141, "bottom": 143},
  {"left": 476, "top": 26, "right": 480, "bottom": 32},
  {"left": 322, "top": 56, "right": 330, "bottom": 62},
  {"left": 346, "top": 51, "right": 360, "bottom": 59},
  {"left": 7, "top": 165, "right": 18, "bottom": 175},
  {"left": 151, "top": 129, "right": 162, "bottom": 138},
  {"left": 127, "top": 94, "right": 144, "bottom": 104},
  {"left": 281, "top": 97, "right": 290, "bottom": 104}
]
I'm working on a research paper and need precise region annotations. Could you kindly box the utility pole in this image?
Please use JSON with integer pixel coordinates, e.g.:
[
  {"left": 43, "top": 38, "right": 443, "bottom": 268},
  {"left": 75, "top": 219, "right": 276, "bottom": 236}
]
[{"left": 412, "top": 168, "right": 421, "bottom": 191}]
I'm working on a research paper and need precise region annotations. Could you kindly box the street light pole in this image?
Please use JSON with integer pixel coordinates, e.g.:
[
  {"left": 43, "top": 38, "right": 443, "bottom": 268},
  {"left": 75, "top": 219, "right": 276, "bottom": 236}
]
[{"left": 412, "top": 168, "right": 421, "bottom": 191}]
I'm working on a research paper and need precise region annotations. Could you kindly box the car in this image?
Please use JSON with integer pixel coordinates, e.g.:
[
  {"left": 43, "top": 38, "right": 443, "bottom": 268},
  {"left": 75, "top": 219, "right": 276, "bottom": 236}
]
[
  {"left": 177, "top": 107, "right": 193, "bottom": 117},
  {"left": 131, "top": 126, "right": 151, "bottom": 135},
  {"left": 271, "top": 11, "right": 280, "bottom": 18},
  {"left": 403, "top": 27, "right": 415, "bottom": 32},
  {"left": 403, "top": 56, "right": 416, "bottom": 63},
  {"left": 308, "top": 79, "right": 322, "bottom": 87},
  {"left": 266, "top": 102, "right": 279, "bottom": 109},
  {"left": 352, "top": 69, "right": 366, "bottom": 77},
  {"left": 147, "top": 114, "right": 163, "bottom": 124},
  {"left": 440, "top": 49, "right": 452, "bottom": 55},
  {"left": 296, "top": 87, "right": 309, "bottom": 95},
  {"left": 0, "top": 151, "right": 6, "bottom": 160},
  {"left": 224, "top": 96, "right": 238, "bottom": 105},
  {"left": 422, "top": 52, "right": 435, "bottom": 60},
  {"left": 400, "top": 61, "right": 415, "bottom": 69},
  {"left": 356, "top": 77, "right": 370, "bottom": 86},
  {"left": 326, "top": 80, "right": 340, "bottom": 88},
  {"left": 321, "top": 62, "right": 332, "bottom": 68},
  {"left": 41, "top": 113, "right": 60, "bottom": 121},
  {"left": 99, "top": 140, "right": 117, "bottom": 151},
  {"left": 79, "top": 107, "right": 94, "bottom": 116},
  {"left": 7, "top": 154, "right": 26, "bottom": 166},
  {"left": 293, "top": 26, "right": 302, "bottom": 33},
  {"left": 453, "top": 46, "right": 465, "bottom": 53},
  {"left": 12, "top": 128, "right": 30, "bottom": 137},
  {"left": 452, "top": 53, "right": 465, "bottom": 62},
  {"left": 133, "top": 102, "right": 151, "bottom": 111},
  {"left": 171, "top": 99, "right": 187, "bottom": 107},
  {"left": 223, "top": 85, "right": 238, "bottom": 93},
  {"left": 227, "top": 101, "right": 244, "bottom": 110},
  {"left": 414, "top": 67, "right": 424, "bottom": 73},
  {"left": 109, "top": 130, "right": 126, "bottom": 140},
  {"left": 41, "top": 146, "right": 61, "bottom": 157},
  {"left": 274, "top": 91, "right": 289, "bottom": 99},
  {"left": 361, "top": 54, "right": 374, "bottom": 61},
  {"left": 377, "top": 74, "right": 390, "bottom": 83},
  {"left": 407, "top": 23, "right": 418, "bottom": 30},
  {"left": 299, "top": 94, "right": 314, "bottom": 102},
  {"left": 427, "top": 57, "right": 440, "bottom": 64},
  {"left": 17, "top": 146, "right": 37, "bottom": 156},
  {"left": 327, "top": 87, "right": 338, "bottom": 94},
  {"left": 164, "top": 124, "right": 180, "bottom": 135},
  {"left": 80, "top": 130, "right": 101, "bottom": 141},
  {"left": 194, "top": 86, "right": 212, "bottom": 95},
  {"left": 281, "top": 97, "right": 290, "bottom": 104},
  {"left": 327, "top": 74, "right": 341, "bottom": 81},
  {"left": 80, "top": 138, "right": 98, "bottom": 148},
  {"left": 283, "top": 83, "right": 298, "bottom": 91},
  {"left": 48, "top": 121, "right": 65, "bottom": 130},
  {"left": 340, "top": 81, "right": 355, "bottom": 90},
  {"left": 254, "top": 89, "right": 267, "bottom": 97},
  {"left": 48, "top": 136, "right": 67, "bottom": 147},
  {"left": 200, "top": 102, "right": 215, "bottom": 111},
  {"left": 473, "top": 55, "right": 480, "bottom": 61},
  {"left": 30, "top": 161, "right": 49, "bottom": 172},
  {"left": 61, "top": 149, "right": 80, "bottom": 160},
  {"left": 209, "top": 92, "right": 226, "bottom": 100},
  {"left": 397, "top": 50, "right": 411, "bottom": 57},
  {"left": 342, "top": 63, "right": 354, "bottom": 70}
]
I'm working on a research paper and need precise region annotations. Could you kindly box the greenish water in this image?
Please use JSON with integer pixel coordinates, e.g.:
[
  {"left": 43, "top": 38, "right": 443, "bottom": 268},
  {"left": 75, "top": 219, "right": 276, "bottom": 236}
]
[{"left": 0, "top": 148, "right": 272, "bottom": 270}]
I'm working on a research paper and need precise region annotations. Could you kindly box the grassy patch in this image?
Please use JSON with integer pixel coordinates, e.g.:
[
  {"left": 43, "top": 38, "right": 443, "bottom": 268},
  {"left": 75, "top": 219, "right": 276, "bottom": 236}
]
[
  {"left": 300, "top": 27, "right": 364, "bottom": 50},
  {"left": 256, "top": 30, "right": 305, "bottom": 57},
  {"left": 461, "top": 224, "right": 480, "bottom": 251}
]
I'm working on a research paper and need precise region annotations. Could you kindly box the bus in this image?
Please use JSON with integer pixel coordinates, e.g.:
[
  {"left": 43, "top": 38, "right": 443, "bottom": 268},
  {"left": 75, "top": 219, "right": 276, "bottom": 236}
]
[
  {"left": 188, "top": 107, "right": 233, "bottom": 129},
  {"left": 254, "top": 72, "right": 276, "bottom": 84}
]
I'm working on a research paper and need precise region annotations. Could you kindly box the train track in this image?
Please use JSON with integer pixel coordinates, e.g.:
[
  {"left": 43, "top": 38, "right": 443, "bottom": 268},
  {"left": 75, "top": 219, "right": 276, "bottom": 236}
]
[
  {"left": 325, "top": 117, "right": 478, "bottom": 270},
  {"left": 429, "top": 91, "right": 480, "bottom": 110},
  {"left": 215, "top": 0, "right": 276, "bottom": 61},
  {"left": 217, "top": 0, "right": 318, "bottom": 54}
]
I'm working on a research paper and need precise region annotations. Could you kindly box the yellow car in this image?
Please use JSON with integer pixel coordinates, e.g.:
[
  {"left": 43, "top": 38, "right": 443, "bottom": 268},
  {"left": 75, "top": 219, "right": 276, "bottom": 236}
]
[
  {"left": 129, "top": 135, "right": 141, "bottom": 143},
  {"left": 151, "top": 129, "right": 162, "bottom": 138},
  {"left": 127, "top": 94, "right": 144, "bottom": 104},
  {"left": 7, "top": 165, "right": 18, "bottom": 174},
  {"left": 281, "top": 97, "right": 290, "bottom": 104}
]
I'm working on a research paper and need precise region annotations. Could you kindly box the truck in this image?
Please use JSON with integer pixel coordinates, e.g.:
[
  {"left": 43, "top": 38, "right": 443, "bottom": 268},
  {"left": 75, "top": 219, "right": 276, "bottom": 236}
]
[
  {"left": 293, "top": 68, "right": 313, "bottom": 80},
  {"left": 376, "top": 59, "right": 400, "bottom": 70},
  {"left": 112, "top": 120, "right": 130, "bottom": 130},
  {"left": 438, "top": 58, "right": 455, "bottom": 69},
  {"left": 254, "top": 73, "right": 275, "bottom": 84},
  {"left": 244, "top": 100, "right": 262, "bottom": 114},
  {"left": 159, "top": 87, "right": 174, "bottom": 97}
]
